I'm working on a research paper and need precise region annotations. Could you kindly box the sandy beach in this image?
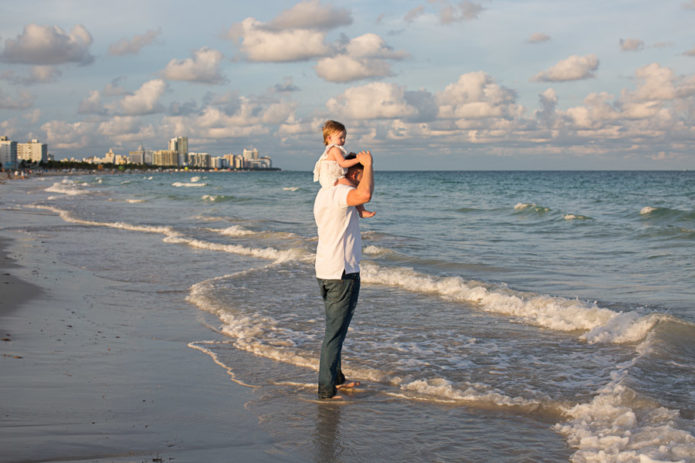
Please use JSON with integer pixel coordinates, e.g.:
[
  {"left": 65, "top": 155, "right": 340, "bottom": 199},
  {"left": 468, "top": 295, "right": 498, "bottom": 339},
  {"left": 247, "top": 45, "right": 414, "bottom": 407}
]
[{"left": 0, "top": 215, "right": 286, "bottom": 462}]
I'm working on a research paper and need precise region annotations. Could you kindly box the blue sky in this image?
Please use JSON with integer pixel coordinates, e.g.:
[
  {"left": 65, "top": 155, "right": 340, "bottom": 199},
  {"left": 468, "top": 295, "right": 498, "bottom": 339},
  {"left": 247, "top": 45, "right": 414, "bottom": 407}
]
[{"left": 1, "top": 0, "right": 694, "bottom": 170}]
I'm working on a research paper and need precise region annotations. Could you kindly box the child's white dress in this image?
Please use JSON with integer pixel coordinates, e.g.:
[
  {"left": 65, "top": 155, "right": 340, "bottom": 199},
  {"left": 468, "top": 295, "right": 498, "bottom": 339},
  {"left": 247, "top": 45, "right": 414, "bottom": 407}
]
[{"left": 313, "top": 144, "right": 347, "bottom": 188}]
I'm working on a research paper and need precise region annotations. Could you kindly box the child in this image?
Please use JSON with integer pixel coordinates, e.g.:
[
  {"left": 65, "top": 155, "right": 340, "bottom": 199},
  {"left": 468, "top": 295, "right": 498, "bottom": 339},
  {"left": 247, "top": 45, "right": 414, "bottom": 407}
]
[{"left": 313, "top": 120, "right": 375, "bottom": 218}]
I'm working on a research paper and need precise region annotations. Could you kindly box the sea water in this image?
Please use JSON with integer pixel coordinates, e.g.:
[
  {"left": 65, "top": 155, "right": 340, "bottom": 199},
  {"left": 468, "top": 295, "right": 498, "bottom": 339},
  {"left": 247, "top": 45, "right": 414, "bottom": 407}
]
[{"left": 1, "top": 170, "right": 694, "bottom": 462}]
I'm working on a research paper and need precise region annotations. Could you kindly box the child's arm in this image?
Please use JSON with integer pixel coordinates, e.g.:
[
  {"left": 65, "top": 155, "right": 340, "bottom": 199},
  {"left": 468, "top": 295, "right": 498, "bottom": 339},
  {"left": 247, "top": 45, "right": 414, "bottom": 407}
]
[{"left": 327, "top": 147, "right": 361, "bottom": 168}]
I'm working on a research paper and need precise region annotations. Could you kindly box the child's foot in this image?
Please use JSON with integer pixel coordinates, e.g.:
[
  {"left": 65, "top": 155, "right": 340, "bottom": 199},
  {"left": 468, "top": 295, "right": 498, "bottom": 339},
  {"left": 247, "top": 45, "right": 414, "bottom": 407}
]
[{"left": 359, "top": 210, "right": 376, "bottom": 218}]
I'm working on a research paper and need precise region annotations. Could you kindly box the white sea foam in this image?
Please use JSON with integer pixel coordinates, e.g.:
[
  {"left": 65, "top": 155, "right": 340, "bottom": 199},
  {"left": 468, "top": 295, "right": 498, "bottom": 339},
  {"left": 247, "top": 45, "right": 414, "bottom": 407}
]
[
  {"left": 44, "top": 179, "right": 88, "bottom": 196},
  {"left": 29, "top": 205, "right": 175, "bottom": 235},
  {"left": 207, "top": 225, "right": 255, "bottom": 237},
  {"left": 187, "top": 340, "right": 259, "bottom": 389},
  {"left": 580, "top": 313, "right": 668, "bottom": 345},
  {"left": 564, "top": 214, "right": 591, "bottom": 221},
  {"left": 187, "top": 273, "right": 317, "bottom": 370},
  {"left": 400, "top": 377, "right": 543, "bottom": 410},
  {"left": 172, "top": 181, "right": 206, "bottom": 188},
  {"left": 187, "top": 273, "right": 396, "bottom": 386},
  {"left": 640, "top": 206, "right": 657, "bottom": 215},
  {"left": 164, "top": 234, "right": 311, "bottom": 263},
  {"left": 30, "top": 205, "right": 310, "bottom": 265},
  {"left": 283, "top": 187, "right": 299, "bottom": 192},
  {"left": 514, "top": 202, "right": 550, "bottom": 213},
  {"left": 363, "top": 245, "right": 392, "bottom": 256},
  {"left": 126, "top": 199, "right": 146, "bottom": 204},
  {"left": 360, "top": 262, "right": 620, "bottom": 335},
  {"left": 190, "top": 176, "right": 201, "bottom": 182},
  {"left": 556, "top": 382, "right": 695, "bottom": 463}
]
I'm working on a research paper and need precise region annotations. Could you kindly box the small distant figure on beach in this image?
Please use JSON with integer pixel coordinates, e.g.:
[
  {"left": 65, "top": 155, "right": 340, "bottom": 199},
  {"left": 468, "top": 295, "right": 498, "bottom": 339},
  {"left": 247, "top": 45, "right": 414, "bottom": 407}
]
[
  {"left": 313, "top": 120, "right": 375, "bottom": 218},
  {"left": 313, "top": 147, "right": 374, "bottom": 400}
]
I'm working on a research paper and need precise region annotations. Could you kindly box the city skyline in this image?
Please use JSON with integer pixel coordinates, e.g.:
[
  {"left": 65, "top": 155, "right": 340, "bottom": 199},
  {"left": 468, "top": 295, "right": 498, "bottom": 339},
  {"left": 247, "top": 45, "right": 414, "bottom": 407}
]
[
  {"left": 1, "top": 1, "right": 695, "bottom": 170},
  {"left": 0, "top": 133, "right": 272, "bottom": 170}
]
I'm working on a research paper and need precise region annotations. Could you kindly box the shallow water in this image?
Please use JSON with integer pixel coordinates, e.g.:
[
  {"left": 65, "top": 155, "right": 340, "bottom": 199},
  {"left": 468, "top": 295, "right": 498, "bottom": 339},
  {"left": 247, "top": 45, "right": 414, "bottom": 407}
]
[{"left": 2, "top": 170, "right": 694, "bottom": 462}]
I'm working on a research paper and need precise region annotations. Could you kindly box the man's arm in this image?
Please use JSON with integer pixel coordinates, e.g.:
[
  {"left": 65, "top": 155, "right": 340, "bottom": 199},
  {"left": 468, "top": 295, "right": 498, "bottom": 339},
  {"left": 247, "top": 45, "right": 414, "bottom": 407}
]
[{"left": 346, "top": 151, "right": 373, "bottom": 206}]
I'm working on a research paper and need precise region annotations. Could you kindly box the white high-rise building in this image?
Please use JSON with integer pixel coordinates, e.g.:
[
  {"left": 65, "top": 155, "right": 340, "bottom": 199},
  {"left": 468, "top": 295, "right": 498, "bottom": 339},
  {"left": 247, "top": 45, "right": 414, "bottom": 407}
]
[
  {"left": 17, "top": 139, "right": 47, "bottom": 163},
  {"left": 242, "top": 148, "right": 259, "bottom": 161},
  {"left": 0, "top": 136, "right": 18, "bottom": 169},
  {"left": 169, "top": 136, "right": 189, "bottom": 167}
]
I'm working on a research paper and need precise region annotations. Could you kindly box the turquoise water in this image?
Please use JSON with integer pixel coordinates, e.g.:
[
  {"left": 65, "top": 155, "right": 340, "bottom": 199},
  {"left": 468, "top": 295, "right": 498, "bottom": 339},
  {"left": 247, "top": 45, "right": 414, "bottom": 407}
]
[{"left": 2, "top": 170, "right": 693, "bottom": 462}]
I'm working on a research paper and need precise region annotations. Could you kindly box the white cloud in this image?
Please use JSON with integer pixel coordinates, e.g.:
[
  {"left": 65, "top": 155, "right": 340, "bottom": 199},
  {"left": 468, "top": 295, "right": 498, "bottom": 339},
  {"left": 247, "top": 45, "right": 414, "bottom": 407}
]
[
  {"left": 315, "top": 33, "right": 407, "bottom": 82},
  {"left": 620, "top": 38, "right": 644, "bottom": 52},
  {"left": 266, "top": 0, "right": 352, "bottom": 30},
  {"left": 536, "top": 88, "right": 559, "bottom": 126},
  {"left": 439, "top": 1, "right": 484, "bottom": 24},
  {"left": 684, "top": 47, "right": 695, "bottom": 57},
  {"left": 103, "top": 77, "right": 129, "bottom": 97},
  {"left": 160, "top": 96, "right": 297, "bottom": 141},
  {"left": 229, "top": 18, "right": 331, "bottom": 62},
  {"left": 108, "top": 29, "right": 161, "bottom": 56},
  {"left": 0, "top": 65, "right": 61, "bottom": 85},
  {"left": 528, "top": 33, "right": 551, "bottom": 44},
  {"left": 437, "top": 71, "right": 518, "bottom": 120},
  {"left": 345, "top": 33, "right": 407, "bottom": 60},
  {"left": 41, "top": 120, "right": 95, "bottom": 150},
  {"left": 629, "top": 63, "right": 677, "bottom": 101},
  {"left": 273, "top": 76, "right": 300, "bottom": 93},
  {"left": 98, "top": 116, "right": 155, "bottom": 144},
  {"left": 0, "top": 87, "right": 34, "bottom": 109},
  {"left": 533, "top": 54, "right": 599, "bottom": 82},
  {"left": 682, "top": 0, "right": 695, "bottom": 9},
  {"left": 78, "top": 90, "right": 108, "bottom": 115},
  {"left": 326, "top": 82, "right": 418, "bottom": 119},
  {"left": 550, "top": 63, "right": 695, "bottom": 141},
  {"left": 316, "top": 55, "right": 389, "bottom": 82},
  {"left": 404, "top": 6, "right": 426, "bottom": 22},
  {"left": 0, "top": 24, "right": 93, "bottom": 65},
  {"left": 566, "top": 92, "right": 620, "bottom": 128},
  {"left": 119, "top": 79, "right": 167, "bottom": 115},
  {"left": 161, "top": 47, "right": 226, "bottom": 84}
]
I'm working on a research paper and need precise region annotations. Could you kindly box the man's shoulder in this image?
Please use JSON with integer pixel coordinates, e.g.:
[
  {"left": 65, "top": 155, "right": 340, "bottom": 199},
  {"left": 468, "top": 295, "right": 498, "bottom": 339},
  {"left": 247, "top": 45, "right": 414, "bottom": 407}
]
[{"left": 316, "top": 183, "right": 352, "bottom": 208}]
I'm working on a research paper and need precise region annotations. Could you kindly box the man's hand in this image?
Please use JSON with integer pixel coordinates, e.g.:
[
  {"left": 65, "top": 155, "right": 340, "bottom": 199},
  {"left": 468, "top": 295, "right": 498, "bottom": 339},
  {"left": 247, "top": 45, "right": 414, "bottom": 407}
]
[{"left": 356, "top": 150, "right": 372, "bottom": 167}]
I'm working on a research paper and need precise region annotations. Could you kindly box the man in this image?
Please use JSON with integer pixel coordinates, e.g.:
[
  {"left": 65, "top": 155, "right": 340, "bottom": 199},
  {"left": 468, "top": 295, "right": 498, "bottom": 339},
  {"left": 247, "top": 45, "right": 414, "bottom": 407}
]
[{"left": 313, "top": 150, "right": 374, "bottom": 400}]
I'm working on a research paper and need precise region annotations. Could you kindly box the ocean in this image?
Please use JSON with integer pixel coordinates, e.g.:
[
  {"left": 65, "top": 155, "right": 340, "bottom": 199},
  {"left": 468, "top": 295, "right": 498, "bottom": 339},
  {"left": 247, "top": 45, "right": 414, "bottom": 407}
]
[{"left": 1, "top": 170, "right": 694, "bottom": 462}]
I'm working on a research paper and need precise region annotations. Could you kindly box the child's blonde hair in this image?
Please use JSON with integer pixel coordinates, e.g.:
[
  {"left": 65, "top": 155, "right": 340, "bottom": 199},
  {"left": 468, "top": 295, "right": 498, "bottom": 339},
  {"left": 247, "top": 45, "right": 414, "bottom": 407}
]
[{"left": 322, "top": 120, "right": 346, "bottom": 145}]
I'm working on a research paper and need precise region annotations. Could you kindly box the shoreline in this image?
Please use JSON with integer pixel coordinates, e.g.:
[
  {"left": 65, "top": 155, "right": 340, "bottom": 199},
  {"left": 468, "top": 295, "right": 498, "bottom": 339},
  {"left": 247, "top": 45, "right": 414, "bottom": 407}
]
[
  {"left": 0, "top": 166, "right": 281, "bottom": 182},
  {"left": 0, "top": 216, "right": 284, "bottom": 462}
]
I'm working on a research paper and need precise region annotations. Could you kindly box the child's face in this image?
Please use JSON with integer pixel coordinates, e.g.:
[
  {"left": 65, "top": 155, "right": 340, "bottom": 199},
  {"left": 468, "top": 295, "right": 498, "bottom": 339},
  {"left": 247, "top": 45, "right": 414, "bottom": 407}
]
[{"left": 328, "top": 130, "right": 346, "bottom": 146}]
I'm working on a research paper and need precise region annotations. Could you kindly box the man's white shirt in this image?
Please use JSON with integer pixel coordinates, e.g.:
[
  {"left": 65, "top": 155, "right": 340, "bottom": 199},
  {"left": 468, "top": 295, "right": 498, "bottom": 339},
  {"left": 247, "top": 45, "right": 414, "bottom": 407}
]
[{"left": 314, "top": 184, "right": 362, "bottom": 279}]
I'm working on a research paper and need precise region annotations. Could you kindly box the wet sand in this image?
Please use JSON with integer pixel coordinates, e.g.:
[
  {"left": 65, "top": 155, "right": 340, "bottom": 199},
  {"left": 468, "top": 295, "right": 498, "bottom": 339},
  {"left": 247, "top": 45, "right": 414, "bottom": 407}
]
[{"left": 0, "top": 229, "right": 288, "bottom": 462}]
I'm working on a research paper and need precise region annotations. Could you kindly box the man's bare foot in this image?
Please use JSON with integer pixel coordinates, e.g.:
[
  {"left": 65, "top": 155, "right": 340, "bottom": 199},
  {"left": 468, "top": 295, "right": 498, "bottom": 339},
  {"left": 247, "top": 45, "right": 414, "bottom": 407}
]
[{"left": 336, "top": 381, "right": 360, "bottom": 390}]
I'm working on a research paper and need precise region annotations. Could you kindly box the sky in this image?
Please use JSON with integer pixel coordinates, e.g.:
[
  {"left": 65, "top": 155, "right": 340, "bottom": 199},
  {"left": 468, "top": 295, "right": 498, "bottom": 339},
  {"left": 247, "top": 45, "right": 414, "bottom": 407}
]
[{"left": 1, "top": 0, "right": 695, "bottom": 170}]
